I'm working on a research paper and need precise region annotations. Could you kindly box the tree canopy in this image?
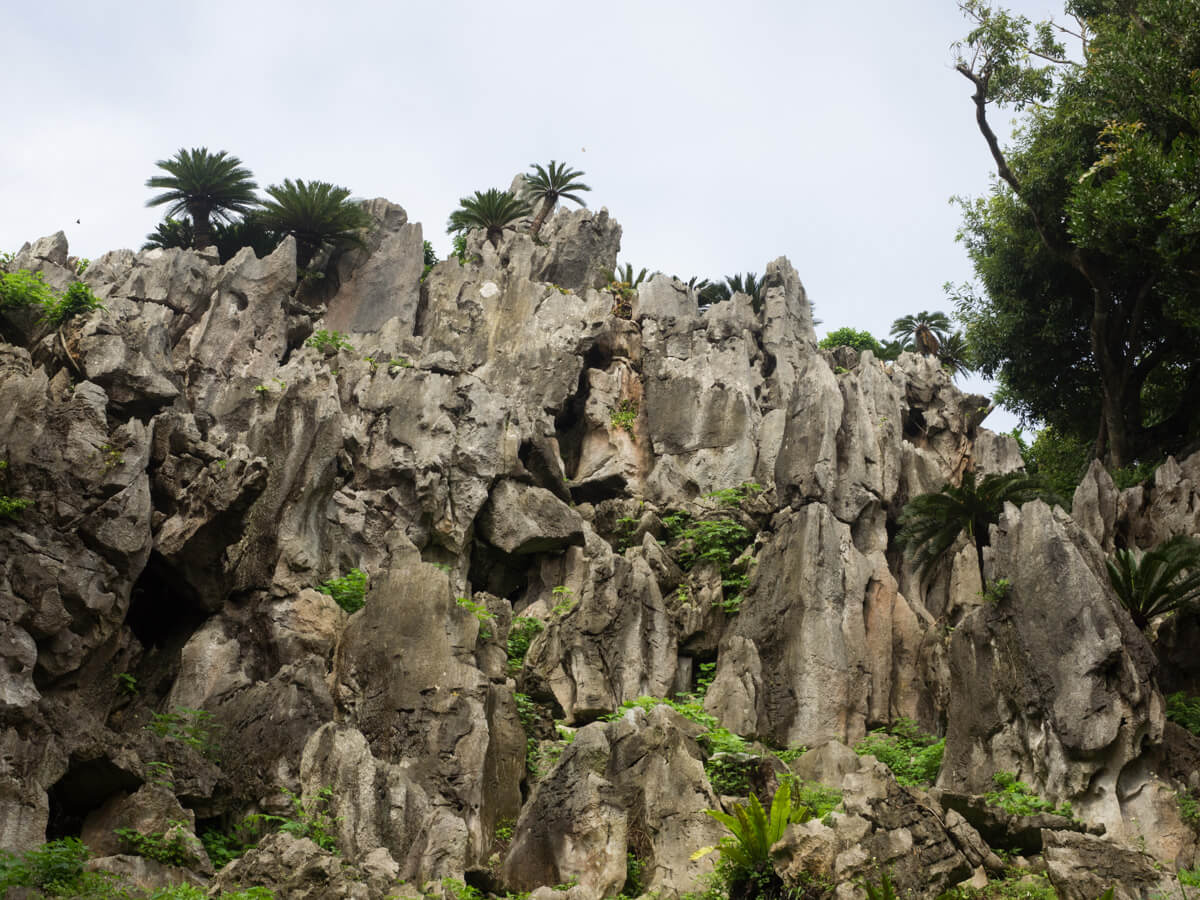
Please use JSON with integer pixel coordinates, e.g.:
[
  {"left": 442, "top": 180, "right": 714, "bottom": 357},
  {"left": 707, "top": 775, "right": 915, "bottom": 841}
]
[
  {"left": 951, "top": 0, "right": 1200, "bottom": 467},
  {"left": 145, "top": 148, "right": 259, "bottom": 250}
]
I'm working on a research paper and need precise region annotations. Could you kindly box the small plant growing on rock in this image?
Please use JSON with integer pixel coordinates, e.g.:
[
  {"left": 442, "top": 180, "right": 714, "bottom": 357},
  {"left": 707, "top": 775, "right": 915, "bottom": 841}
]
[
  {"left": 550, "top": 585, "right": 576, "bottom": 616},
  {"left": 113, "top": 672, "right": 138, "bottom": 695},
  {"left": 304, "top": 329, "right": 354, "bottom": 355},
  {"left": 1166, "top": 692, "right": 1200, "bottom": 735},
  {"left": 317, "top": 568, "right": 367, "bottom": 614},
  {"left": 114, "top": 822, "right": 201, "bottom": 867},
  {"left": 147, "top": 707, "right": 219, "bottom": 759},
  {"left": 456, "top": 595, "right": 495, "bottom": 640},
  {"left": 506, "top": 617, "right": 544, "bottom": 670},
  {"left": 984, "top": 771, "right": 1074, "bottom": 819},
  {"left": 981, "top": 577, "right": 1010, "bottom": 604},
  {"left": 853, "top": 717, "right": 944, "bottom": 787},
  {"left": 41, "top": 281, "right": 104, "bottom": 326},
  {"left": 609, "top": 398, "right": 638, "bottom": 436}
]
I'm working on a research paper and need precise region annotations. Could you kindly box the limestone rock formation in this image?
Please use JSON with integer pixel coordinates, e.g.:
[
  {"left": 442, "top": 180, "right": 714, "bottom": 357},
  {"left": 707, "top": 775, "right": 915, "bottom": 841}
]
[{"left": 1, "top": 198, "right": 1198, "bottom": 898}]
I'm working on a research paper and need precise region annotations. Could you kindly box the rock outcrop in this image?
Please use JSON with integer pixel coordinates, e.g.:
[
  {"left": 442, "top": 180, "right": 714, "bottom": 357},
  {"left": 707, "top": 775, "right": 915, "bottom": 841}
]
[{"left": 1, "top": 197, "right": 1197, "bottom": 898}]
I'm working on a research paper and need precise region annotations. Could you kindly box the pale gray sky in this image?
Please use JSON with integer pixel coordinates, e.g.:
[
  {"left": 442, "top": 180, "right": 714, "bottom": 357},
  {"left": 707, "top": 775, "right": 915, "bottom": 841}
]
[{"left": 2, "top": 0, "right": 1066, "bottom": 433}]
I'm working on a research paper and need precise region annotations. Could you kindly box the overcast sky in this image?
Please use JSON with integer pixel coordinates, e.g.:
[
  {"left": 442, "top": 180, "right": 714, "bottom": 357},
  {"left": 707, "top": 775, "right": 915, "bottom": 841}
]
[{"left": 2, "top": 0, "right": 1067, "bottom": 434}]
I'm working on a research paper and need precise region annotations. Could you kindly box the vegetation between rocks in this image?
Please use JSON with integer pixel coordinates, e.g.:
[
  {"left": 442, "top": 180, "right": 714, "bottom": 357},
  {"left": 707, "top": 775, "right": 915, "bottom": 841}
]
[{"left": 853, "top": 718, "right": 944, "bottom": 787}]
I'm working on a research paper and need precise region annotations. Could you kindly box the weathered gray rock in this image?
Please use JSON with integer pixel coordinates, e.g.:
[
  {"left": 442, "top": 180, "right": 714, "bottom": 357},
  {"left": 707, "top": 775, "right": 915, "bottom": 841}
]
[
  {"left": 210, "top": 832, "right": 372, "bottom": 899},
  {"left": 1042, "top": 829, "right": 1181, "bottom": 900},
  {"left": 478, "top": 479, "right": 585, "bottom": 555},
  {"left": 325, "top": 199, "right": 423, "bottom": 335},
  {"left": 940, "top": 500, "right": 1163, "bottom": 847},
  {"left": 502, "top": 704, "right": 725, "bottom": 899},
  {"left": 773, "top": 760, "right": 973, "bottom": 897}
]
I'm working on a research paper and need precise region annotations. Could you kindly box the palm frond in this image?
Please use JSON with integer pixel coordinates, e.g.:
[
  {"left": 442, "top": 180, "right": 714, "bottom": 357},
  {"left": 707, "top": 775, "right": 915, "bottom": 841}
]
[
  {"left": 257, "top": 179, "right": 370, "bottom": 268},
  {"left": 1108, "top": 535, "right": 1200, "bottom": 629}
]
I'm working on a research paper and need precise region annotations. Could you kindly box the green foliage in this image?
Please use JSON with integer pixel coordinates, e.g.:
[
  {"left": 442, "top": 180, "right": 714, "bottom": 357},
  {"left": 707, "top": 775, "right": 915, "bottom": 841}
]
[
  {"left": 494, "top": 818, "right": 515, "bottom": 842},
  {"left": 441, "top": 878, "right": 484, "bottom": 900},
  {"left": 981, "top": 577, "right": 1011, "bottom": 604},
  {"left": 0, "top": 494, "right": 32, "bottom": 519},
  {"left": 304, "top": 329, "right": 355, "bottom": 355},
  {"left": 699, "top": 272, "right": 764, "bottom": 312},
  {"left": 819, "top": 327, "right": 884, "bottom": 356},
  {"left": 451, "top": 233, "right": 469, "bottom": 264},
  {"left": 853, "top": 718, "right": 944, "bottom": 787},
  {"left": 274, "top": 787, "right": 340, "bottom": 853},
  {"left": 620, "top": 850, "right": 644, "bottom": 899},
  {"left": 506, "top": 617, "right": 544, "bottom": 669},
  {"left": 446, "top": 188, "right": 531, "bottom": 248},
  {"left": 938, "top": 872, "right": 1058, "bottom": 900},
  {"left": 609, "top": 399, "right": 638, "bottom": 436},
  {"left": 0, "top": 268, "right": 55, "bottom": 309},
  {"left": 1106, "top": 535, "right": 1200, "bottom": 630},
  {"left": 897, "top": 470, "right": 1060, "bottom": 589},
  {"left": 550, "top": 585, "right": 576, "bottom": 616},
  {"left": 147, "top": 707, "right": 218, "bottom": 759},
  {"left": 951, "top": 0, "right": 1200, "bottom": 467},
  {"left": 257, "top": 179, "right": 371, "bottom": 269},
  {"left": 114, "top": 825, "right": 197, "bottom": 867},
  {"left": 891, "top": 310, "right": 952, "bottom": 356},
  {"left": 699, "top": 781, "right": 813, "bottom": 885},
  {"left": 985, "top": 771, "right": 1074, "bottom": 818},
  {"left": 663, "top": 508, "right": 754, "bottom": 614},
  {"left": 42, "top": 281, "right": 104, "bottom": 326},
  {"left": 456, "top": 595, "right": 495, "bottom": 640},
  {"left": 146, "top": 147, "right": 259, "bottom": 249},
  {"left": 1177, "top": 791, "right": 1200, "bottom": 831},
  {"left": 1179, "top": 869, "right": 1200, "bottom": 888},
  {"left": 0, "top": 271, "right": 103, "bottom": 328},
  {"left": 1166, "top": 692, "right": 1200, "bottom": 735},
  {"left": 522, "top": 160, "right": 591, "bottom": 237},
  {"left": 704, "top": 482, "right": 762, "bottom": 507},
  {"left": 861, "top": 873, "right": 900, "bottom": 900},
  {"left": 0, "top": 837, "right": 112, "bottom": 898},
  {"left": 317, "top": 568, "right": 367, "bottom": 614},
  {"left": 113, "top": 672, "right": 138, "bottom": 695}
]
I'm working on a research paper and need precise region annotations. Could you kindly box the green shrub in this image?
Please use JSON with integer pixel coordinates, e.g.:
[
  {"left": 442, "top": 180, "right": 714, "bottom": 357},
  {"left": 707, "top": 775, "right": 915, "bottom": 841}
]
[
  {"left": 610, "top": 399, "right": 638, "bottom": 436},
  {"left": 984, "top": 771, "right": 1074, "bottom": 818},
  {"left": 0, "top": 269, "right": 54, "bottom": 310},
  {"left": 147, "top": 706, "right": 219, "bottom": 759},
  {"left": 114, "top": 824, "right": 198, "bottom": 867},
  {"left": 1166, "top": 692, "right": 1200, "bottom": 735},
  {"left": 1177, "top": 790, "right": 1200, "bottom": 831},
  {"left": 0, "top": 837, "right": 101, "bottom": 896},
  {"left": 304, "top": 330, "right": 354, "bottom": 355},
  {"left": 42, "top": 281, "right": 104, "bottom": 326},
  {"left": 506, "top": 616, "right": 544, "bottom": 669},
  {"left": 853, "top": 718, "right": 944, "bottom": 787},
  {"left": 938, "top": 871, "right": 1058, "bottom": 899},
  {"left": 818, "top": 327, "right": 884, "bottom": 356},
  {"left": 317, "top": 568, "right": 367, "bottom": 614},
  {"left": 456, "top": 595, "right": 495, "bottom": 640},
  {"left": 662, "top": 508, "right": 754, "bottom": 614},
  {"left": 0, "top": 494, "right": 31, "bottom": 519},
  {"left": 1180, "top": 867, "right": 1200, "bottom": 887}
]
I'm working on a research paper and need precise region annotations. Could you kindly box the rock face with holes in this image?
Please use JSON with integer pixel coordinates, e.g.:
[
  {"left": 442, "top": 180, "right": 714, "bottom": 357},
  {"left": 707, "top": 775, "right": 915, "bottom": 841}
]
[{"left": 0, "top": 196, "right": 1196, "bottom": 898}]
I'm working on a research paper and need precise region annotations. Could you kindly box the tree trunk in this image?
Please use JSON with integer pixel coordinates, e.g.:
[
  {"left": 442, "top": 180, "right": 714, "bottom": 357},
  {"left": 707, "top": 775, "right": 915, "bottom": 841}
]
[
  {"left": 190, "top": 204, "right": 214, "bottom": 250},
  {"left": 529, "top": 197, "right": 555, "bottom": 238}
]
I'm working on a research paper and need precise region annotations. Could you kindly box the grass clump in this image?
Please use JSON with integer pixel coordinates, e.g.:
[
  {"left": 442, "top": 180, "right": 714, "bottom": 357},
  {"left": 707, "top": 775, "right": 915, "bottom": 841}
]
[
  {"left": 853, "top": 717, "right": 944, "bottom": 787},
  {"left": 984, "top": 771, "right": 1074, "bottom": 819},
  {"left": 317, "top": 568, "right": 367, "bottom": 614}
]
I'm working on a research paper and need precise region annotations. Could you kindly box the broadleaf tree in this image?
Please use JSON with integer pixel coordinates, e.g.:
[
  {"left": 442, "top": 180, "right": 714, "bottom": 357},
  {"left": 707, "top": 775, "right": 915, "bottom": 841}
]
[{"left": 950, "top": 0, "right": 1200, "bottom": 467}]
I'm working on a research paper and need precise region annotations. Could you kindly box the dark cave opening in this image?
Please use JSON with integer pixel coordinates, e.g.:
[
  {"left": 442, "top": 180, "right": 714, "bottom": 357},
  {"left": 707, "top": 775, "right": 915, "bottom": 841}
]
[
  {"left": 126, "top": 552, "right": 210, "bottom": 652},
  {"left": 468, "top": 540, "right": 530, "bottom": 602},
  {"left": 553, "top": 342, "right": 613, "bottom": 480},
  {"left": 46, "top": 756, "right": 142, "bottom": 840}
]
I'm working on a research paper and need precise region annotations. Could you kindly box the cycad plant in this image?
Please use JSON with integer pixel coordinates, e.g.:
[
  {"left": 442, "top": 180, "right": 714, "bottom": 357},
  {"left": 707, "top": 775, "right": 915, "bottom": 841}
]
[
  {"left": 699, "top": 272, "right": 764, "bottom": 312},
  {"left": 256, "top": 179, "right": 371, "bottom": 268},
  {"left": 696, "top": 781, "right": 810, "bottom": 896},
  {"left": 937, "top": 330, "right": 973, "bottom": 378},
  {"left": 522, "top": 161, "right": 590, "bottom": 237},
  {"left": 890, "top": 310, "right": 952, "bottom": 357},
  {"left": 896, "top": 470, "right": 1060, "bottom": 589},
  {"left": 145, "top": 148, "right": 259, "bottom": 249},
  {"left": 447, "top": 189, "right": 532, "bottom": 249},
  {"left": 1106, "top": 535, "right": 1200, "bottom": 630}
]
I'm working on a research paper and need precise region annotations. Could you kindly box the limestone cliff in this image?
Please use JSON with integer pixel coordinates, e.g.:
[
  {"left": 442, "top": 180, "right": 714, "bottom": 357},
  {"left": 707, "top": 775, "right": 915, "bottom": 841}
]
[{"left": 1, "top": 202, "right": 1198, "bottom": 899}]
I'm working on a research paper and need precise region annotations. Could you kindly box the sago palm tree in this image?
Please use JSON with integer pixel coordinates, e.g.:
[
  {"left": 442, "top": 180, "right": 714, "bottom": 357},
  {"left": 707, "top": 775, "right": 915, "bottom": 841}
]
[
  {"left": 142, "top": 217, "right": 195, "bottom": 251},
  {"left": 890, "top": 310, "right": 952, "bottom": 357},
  {"left": 256, "top": 179, "right": 371, "bottom": 268},
  {"left": 1107, "top": 535, "right": 1200, "bottom": 630},
  {"left": 699, "top": 272, "right": 764, "bottom": 311},
  {"left": 896, "top": 470, "right": 1060, "bottom": 589},
  {"left": 937, "top": 330, "right": 973, "bottom": 378},
  {"left": 447, "top": 189, "right": 531, "bottom": 249},
  {"left": 522, "top": 161, "right": 590, "bottom": 238},
  {"left": 145, "top": 148, "right": 259, "bottom": 250}
]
